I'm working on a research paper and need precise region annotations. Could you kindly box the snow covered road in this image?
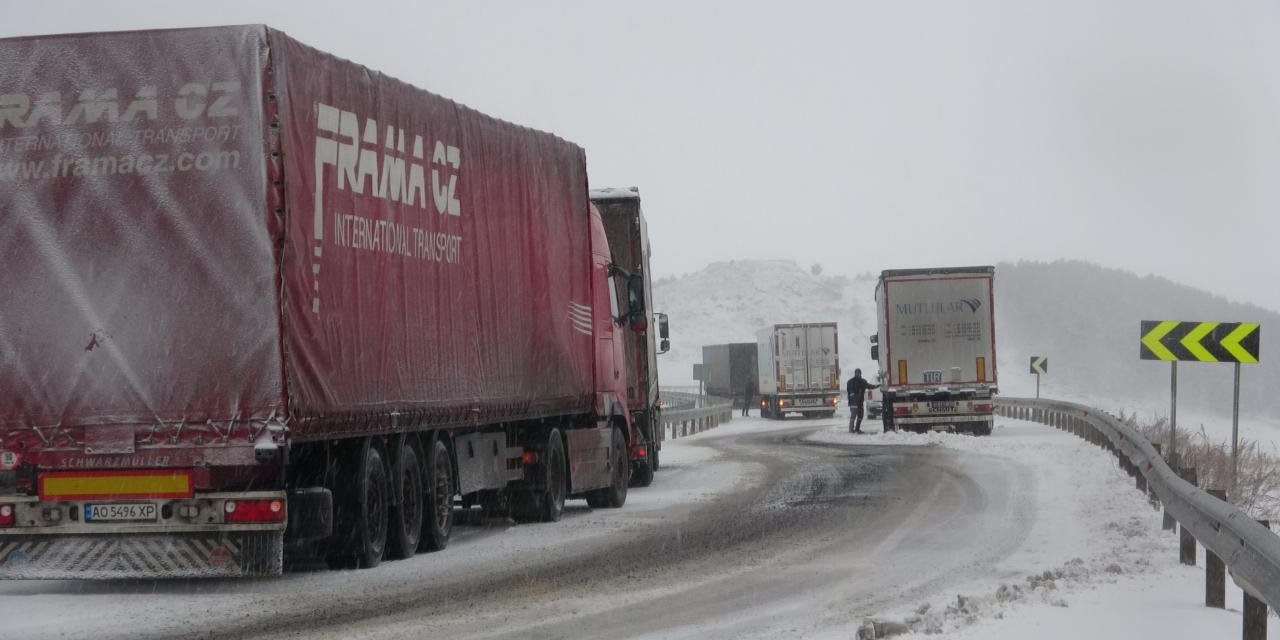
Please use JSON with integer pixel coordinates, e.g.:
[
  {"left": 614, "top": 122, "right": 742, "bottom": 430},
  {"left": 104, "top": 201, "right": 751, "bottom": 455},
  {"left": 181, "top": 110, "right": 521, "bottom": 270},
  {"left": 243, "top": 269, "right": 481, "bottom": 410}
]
[{"left": 0, "top": 415, "right": 1272, "bottom": 639}]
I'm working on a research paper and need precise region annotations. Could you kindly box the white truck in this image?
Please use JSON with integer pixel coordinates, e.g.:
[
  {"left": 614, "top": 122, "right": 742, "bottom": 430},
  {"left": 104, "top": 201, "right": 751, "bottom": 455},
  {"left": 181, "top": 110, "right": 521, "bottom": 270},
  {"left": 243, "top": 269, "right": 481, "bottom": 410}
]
[
  {"left": 756, "top": 323, "right": 841, "bottom": 419},
  {"left": 871, "top": 267, "right": 997, "bottom": 435}
]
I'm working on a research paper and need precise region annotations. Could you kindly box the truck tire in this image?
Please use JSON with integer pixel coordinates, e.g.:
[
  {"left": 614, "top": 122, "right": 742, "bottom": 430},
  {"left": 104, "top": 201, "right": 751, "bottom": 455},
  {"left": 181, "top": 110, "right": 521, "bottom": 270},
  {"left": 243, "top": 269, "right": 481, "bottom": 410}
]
[
  {"left": 882, "top": 401, "right": 894, "bottom": 432},
  {"left": 512, "top": 429, "right": 566, "bottom": 523},
  {"left": 326, "top": 439, "right": 390, "bottom": 569},
  {"left": 387, "top": 436, "right": 423, "bottom": 560},
  {"left": 588, "top": 426, "right": 629, "bottom": 508},
  {"left": 419, "top": 437, "right": 454, "bottom": 551}
]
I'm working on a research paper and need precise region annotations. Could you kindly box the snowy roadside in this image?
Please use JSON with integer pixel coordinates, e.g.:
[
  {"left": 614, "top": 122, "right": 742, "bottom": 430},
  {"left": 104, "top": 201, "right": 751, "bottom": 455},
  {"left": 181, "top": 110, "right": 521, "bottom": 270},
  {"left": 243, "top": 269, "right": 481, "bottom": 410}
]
[{"left": 807, "top": 418, "right": 1280, "bottom": 639}]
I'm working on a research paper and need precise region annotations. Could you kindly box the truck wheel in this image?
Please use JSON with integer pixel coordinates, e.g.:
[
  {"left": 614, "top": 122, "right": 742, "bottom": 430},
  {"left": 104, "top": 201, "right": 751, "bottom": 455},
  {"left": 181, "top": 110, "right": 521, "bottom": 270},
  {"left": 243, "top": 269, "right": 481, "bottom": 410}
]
[
  {"left": 326, "top": 439, "right": 390, "bottom": 569},
  {"left": 420, "top": 438, "right": 454, "bottom": 551},
  {"left": 353, "top": 441, "right": 390, "bottom": 568},
  {"left": 387, "top": 437, "right": 423, "bottom": 560},
  {"left": 630, "top": 441, "right": 655, "bottom": 487},
  {"left": 588, "top": 426, "right": 629, "bottom": 508},
  {"left": 513, "top": 429, "right": 567, "bottom": 523}
]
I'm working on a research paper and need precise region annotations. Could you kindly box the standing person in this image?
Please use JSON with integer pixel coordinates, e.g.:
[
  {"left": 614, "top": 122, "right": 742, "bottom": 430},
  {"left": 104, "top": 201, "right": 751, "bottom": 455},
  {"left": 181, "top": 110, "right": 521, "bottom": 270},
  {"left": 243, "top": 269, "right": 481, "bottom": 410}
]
[
  {"left": 741, "top": 377, "right": 756, "bottom": 417},
  {"left": 846, "top": 369, "right": 877, "bottom": 433}
]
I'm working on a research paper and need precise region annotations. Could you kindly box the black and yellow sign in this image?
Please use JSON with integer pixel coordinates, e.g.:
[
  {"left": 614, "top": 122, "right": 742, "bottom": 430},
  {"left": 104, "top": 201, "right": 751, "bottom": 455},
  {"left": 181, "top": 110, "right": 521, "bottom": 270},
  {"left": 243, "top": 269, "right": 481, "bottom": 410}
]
[
  {"left": 1030, "top": 356, "right": 1048, "bottom": 375},
  {"left": 1140, "top": 321, "right": 1261, "bottom": 363}
]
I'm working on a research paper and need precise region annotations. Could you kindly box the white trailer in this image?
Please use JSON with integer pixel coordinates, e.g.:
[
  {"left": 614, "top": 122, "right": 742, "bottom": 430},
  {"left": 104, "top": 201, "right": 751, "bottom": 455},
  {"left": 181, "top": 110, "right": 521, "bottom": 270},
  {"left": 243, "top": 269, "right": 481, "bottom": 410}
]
[
  {"left": 872, "top": 266, "right": 998, "bottom": 435},
  {"left": 756, "top": 323, "right": 841, "bottom": 419}
]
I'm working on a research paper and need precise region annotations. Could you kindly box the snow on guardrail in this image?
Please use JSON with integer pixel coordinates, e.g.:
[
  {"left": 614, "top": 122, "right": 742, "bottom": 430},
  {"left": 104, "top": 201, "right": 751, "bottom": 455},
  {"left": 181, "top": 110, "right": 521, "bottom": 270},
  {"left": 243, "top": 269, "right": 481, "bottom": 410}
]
[
  {"left": 1000, "top": 396, "right": 1280, "bottom": 615},
  {"left": 659, "top": 390, "right": 734, "bottom": 439}
]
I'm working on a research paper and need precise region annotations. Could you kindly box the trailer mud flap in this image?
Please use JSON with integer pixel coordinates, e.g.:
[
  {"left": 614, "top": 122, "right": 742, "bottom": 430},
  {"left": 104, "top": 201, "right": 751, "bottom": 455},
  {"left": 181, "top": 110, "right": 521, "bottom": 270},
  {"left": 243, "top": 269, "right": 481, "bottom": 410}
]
[{"left": 0, "top": 531, "right": 283, "bottom": 579}]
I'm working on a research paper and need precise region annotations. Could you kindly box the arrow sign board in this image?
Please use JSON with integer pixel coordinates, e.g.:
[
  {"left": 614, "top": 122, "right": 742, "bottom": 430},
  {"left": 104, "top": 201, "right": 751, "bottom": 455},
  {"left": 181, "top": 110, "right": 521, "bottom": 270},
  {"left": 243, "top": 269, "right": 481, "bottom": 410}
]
[
  {"left": 1140, "top": 321, "right": 1261, "bottom": 363},
  {"left": 1030, "top": 356, "right": 1048, "bottom": 375}
]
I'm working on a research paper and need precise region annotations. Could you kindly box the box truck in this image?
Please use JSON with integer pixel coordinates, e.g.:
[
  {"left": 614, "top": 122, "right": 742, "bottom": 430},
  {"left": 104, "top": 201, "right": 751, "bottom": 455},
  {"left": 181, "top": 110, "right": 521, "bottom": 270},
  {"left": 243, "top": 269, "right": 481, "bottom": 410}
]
[
  {"left": 589, "top": 188, "right": 669, "bottom": 487},
  {"left": 871, "top": 267, "right": 998, "bottom": 435},
  {"left": 756, "top": 324, "right": 841, "bottom": 419},
  {"left": 701, "top": 343, "right": 759, "bottom": 407},
  {"left": 0, "top": 25, "right": 648, "bottom": 578}
]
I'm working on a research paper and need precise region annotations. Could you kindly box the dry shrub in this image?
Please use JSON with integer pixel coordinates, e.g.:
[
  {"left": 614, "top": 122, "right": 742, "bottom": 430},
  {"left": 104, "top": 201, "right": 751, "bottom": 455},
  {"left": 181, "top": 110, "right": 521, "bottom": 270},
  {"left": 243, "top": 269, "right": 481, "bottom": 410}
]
[{"left": 1118, "top": 411, "right": 1280, "bottom": 520}]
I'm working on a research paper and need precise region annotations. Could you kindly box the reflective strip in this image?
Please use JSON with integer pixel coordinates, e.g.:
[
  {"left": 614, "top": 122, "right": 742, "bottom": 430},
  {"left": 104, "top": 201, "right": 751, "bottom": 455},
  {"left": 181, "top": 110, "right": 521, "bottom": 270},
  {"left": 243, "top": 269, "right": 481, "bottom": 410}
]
[{"left": 40, "top": 471, "right": 192, "bottom": 500}]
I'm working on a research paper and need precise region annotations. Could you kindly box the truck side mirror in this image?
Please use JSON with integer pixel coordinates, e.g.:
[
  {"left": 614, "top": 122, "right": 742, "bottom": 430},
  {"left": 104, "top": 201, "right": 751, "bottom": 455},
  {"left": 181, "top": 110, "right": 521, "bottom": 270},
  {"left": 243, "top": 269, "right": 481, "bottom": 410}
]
[
  {"left": 870, "top": 345, "right": 879, "bottom": 360},
  {"left": 655, "top": 313, "right": 670, "bottom": 354},
  {"left": 628, "top": 274, "right": 646, "bottom": 316}
]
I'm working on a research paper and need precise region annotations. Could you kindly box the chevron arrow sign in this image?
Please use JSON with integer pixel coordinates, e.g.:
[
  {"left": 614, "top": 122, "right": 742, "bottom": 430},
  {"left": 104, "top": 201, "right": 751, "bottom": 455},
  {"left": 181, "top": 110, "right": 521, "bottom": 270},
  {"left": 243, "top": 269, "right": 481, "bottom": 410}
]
[
  {"left": 1139, "top": 321, "right": 1261, "bottom": 363},
  {"left": 1029, "top": 356, "right": 1048, "bottom": 375}
]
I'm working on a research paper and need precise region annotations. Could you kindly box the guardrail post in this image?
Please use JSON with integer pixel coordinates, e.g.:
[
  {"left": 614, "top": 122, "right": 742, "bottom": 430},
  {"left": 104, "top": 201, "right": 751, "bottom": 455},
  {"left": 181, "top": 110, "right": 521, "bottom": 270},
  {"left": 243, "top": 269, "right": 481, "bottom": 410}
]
[
  {"left": 1180, "top": 467, "right": 1198, "bottom": 564},
  {"left": 1244, "top": 519, "right": 1270, "bottom": 640},
  {"left": 1205, "top": 489, "right": 1227, "bottom": 608}
]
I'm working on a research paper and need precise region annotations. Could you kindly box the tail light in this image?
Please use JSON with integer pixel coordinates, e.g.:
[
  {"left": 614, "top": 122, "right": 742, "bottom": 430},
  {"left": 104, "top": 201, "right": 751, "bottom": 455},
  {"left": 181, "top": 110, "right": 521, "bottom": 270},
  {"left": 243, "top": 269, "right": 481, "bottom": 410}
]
[
  {"left": 828, "top": 396, "right": 839, "bottom": 405},
  {"left": 975, "top": 402, "right": 994, "bottom": 412},
  {"left": 224, "top": 499, "right": 285, "bottom": 523},
  {"left": 893, "top": 406, "right": 910, "bottom": 416},
  {"left": 522, "top": 450, "right": 539, "bottom": 466},
  {"left": 0, "top": 504, "right": 14, "bottom": 527},
  {"left": 633, "top": 446, "right": 648, "bottom": 458}
]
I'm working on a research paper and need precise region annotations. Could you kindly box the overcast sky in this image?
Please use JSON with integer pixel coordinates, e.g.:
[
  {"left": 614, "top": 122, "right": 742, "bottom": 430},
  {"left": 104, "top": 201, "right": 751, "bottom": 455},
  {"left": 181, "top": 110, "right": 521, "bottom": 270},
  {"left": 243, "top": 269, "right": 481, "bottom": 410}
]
[{"left": 5, "top": 1, "right": 1279, "bottom": 312}]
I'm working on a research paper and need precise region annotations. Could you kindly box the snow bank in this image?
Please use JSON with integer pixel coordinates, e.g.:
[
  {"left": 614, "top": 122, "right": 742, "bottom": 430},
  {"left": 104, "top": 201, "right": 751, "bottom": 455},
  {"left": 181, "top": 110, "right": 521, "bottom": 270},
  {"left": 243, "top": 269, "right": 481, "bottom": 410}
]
[{"left": 809, "top": 417, "right": 1280, "bottom": 639}]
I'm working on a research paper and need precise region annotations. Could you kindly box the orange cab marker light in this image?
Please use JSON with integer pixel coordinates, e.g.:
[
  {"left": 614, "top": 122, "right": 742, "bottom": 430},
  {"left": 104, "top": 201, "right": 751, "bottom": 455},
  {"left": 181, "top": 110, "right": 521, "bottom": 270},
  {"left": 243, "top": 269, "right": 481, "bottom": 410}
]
[
  {"left": 38, "top": 470, "right": 193, "bottom": 501},
  {"left": 521, "top": 450, "right": 539, "bottom": 466}
]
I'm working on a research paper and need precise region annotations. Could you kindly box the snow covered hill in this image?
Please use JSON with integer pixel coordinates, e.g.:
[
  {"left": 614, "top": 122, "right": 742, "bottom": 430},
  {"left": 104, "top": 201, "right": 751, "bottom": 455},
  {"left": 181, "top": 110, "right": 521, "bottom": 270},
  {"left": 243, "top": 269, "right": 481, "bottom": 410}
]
[{"left": 651, "top": 260, "right": 879, "bottom": 388}]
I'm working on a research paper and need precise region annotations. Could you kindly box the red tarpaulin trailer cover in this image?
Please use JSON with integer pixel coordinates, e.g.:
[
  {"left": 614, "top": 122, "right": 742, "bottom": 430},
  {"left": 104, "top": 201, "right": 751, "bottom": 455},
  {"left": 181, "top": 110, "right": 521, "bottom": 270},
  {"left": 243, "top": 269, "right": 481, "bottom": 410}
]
[{"left": 0, "top": 26, "right": 596, "bottom": 443}]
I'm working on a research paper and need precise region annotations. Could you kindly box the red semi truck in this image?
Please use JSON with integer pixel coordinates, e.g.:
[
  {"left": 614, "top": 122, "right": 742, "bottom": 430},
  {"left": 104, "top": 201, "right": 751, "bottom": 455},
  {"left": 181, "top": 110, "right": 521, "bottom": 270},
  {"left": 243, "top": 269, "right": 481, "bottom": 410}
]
[
  {"left": 0, "top": 25, "right": 649, "bottom": 578},
  {"left": 589, "top": 188, "right": 669, "bottom": 487}
]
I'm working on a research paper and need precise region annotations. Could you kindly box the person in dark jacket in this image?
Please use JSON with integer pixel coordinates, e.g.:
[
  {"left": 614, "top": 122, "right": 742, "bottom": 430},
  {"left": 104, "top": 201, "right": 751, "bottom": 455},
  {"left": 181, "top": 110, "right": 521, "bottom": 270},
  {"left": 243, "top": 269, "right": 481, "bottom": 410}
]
[
  {"left": 741, "top": 378, "right": 757, "bottom": 416},
  {"left": 846, "top": 369, "right": 877, "bottom": 433}
]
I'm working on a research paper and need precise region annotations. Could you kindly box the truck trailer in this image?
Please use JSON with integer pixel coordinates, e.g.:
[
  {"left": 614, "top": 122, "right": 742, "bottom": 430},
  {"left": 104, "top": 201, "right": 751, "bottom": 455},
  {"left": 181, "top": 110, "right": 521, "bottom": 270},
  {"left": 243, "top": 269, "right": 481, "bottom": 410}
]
[
  {"left": 0, "top": 25, "right": 648, "bottom": 578},
  {"left": 589, "top": 188, "right": 669, "bottom": 487},
  {"left": 756, "top": 324, "right": 841, "bottom": 419},
  {"left": 701, "top": 343, "right": 758, "bottom": 407},
  {"left": 871, "top": 267, "right": 998, "bottom": 435}
]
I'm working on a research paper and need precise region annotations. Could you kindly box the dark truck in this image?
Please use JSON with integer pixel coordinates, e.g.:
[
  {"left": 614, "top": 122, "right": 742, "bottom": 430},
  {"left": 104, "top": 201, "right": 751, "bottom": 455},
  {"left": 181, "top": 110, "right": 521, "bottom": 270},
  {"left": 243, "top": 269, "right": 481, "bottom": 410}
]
[
  {"left": 702, "top": 343, "right": 759, "bottom": 407},
  {"left": 0, "top": 25, "right": 647, "bottom": 578}
]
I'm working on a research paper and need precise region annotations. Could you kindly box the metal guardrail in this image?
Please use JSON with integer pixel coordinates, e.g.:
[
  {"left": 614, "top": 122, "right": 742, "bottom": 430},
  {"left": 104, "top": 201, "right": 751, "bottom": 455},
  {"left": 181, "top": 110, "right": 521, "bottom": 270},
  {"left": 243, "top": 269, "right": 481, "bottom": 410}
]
[
  {"left": 999, "top": 397, "right": 1280, "bottom": 614},
  {"left": 660, "top": 391, "right": 733, "bottom": 439}
]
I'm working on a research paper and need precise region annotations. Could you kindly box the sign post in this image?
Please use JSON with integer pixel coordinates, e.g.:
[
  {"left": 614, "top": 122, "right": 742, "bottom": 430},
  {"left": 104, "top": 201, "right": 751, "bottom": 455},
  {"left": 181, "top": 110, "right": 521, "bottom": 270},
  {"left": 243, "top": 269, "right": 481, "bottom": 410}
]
[
  {"left": 1029, "top": 356, "right": 1048, "bottom": 399},
  {"left": 1140, "top": 321, "right": 1261, "bottom": 492}
]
